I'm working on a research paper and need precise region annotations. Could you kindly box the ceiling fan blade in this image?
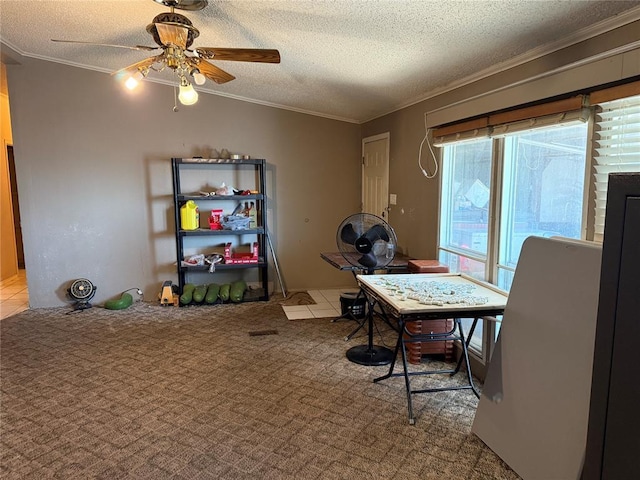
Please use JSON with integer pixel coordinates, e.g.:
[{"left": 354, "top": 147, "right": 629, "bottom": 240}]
[
  {"left": 189, "top": 58, "right": 235, "bottom": 84},
  {"left": 340, "top": 223, "right": 360, "bottom": 245},
  {"left": 111, "top": 55, "right": 165, "bottom": 76},
  {"left": 155, "top": 22, "right": 189, "bottom": 49},
  {"left": 195, "top": 48, "right": 281, "bottom": 63},
  {"left": 51, "top": 39, "right": 159, "bottom": 51}
]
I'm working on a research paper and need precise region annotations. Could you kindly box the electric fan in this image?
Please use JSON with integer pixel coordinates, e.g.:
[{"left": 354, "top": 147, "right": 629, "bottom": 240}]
[
  {"left": 67, "top": 278, "right": 97, "bottom": 311},
  {"left": 336, "top": 213, "right": 397, "bottom": 366}
]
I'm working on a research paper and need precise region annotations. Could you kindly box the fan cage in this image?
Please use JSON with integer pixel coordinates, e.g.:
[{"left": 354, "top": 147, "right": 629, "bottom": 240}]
[
  {"left": 69, "top": 279, "right": 96, "bottom": 301},
  {"left": 336, "top": 213, "right": 397, "bottom": 271}
]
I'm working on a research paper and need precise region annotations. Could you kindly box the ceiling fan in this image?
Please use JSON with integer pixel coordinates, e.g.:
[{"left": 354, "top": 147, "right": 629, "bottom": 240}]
[{"left": 52, "top": 0, "right": 281, "bottom": 106}]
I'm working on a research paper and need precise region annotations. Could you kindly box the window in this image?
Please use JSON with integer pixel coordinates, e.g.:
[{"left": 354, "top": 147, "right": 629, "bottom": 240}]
[
  {"left": 438, "top": 139, "right": 492, "bottom": 280},
  {"left": 434, "top": 87, "right": 639, "bottom": 368},
  {"left": 496, "top": 122, "right": 588, "bottom": 290},
  {"left": 438, "top": 139, "right": 493, "bottom": 352},
  {"left": 438, "top": 119, "right": 589, "bottom": 355}
]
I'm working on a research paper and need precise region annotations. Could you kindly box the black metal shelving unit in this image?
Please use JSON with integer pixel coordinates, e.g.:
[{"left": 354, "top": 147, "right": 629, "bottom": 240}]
[{"left": 171, "top": 157, "right": 269, "bottom": 302}]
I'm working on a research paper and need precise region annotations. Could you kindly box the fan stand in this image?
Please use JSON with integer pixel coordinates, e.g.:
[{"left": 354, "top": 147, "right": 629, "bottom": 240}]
[
  {"left": 72, "top": 301, "right": 93, "bottom": 311},
  {"left": 66, "top": 300, "right": 93, "bottom": 315},
  {"left": 345, "top": 269, "right": 394, "bottom": 366}
]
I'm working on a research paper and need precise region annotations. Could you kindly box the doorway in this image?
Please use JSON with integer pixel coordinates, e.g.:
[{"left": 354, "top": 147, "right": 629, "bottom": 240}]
[
  {"left": 362, "top": 133, "right": 390, "bottom": 220},
  {"left": 7, "top": 145, "right": 24, "bottom": 269}
]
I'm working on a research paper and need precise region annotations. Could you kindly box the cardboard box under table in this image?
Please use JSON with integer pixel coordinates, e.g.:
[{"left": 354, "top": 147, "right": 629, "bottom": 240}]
[{"left": 406, "top": 260, "right": 453, "bottom": 364}]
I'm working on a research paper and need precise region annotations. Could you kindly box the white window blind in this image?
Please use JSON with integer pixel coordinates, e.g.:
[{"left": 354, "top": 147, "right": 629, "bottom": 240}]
[{"left": 592, "top": 94, "right": 640, "bottom": 238}]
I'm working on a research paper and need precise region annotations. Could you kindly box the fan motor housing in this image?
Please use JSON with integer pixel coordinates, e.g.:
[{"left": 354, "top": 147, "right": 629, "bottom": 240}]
[
  {"left": 147, "top": 12, "right": 200, "bottom": 47},
  {"left": 355, "top": 238, "right": 372, "bottom": 253}
]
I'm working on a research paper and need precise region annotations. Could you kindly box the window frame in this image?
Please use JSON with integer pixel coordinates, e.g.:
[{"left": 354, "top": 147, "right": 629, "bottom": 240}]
[
  {"left": 437, "top": 119, "right": 591, "bottom": 368},
  {"left": 433, "top": 84, "right": 640, "bottom": 377}
]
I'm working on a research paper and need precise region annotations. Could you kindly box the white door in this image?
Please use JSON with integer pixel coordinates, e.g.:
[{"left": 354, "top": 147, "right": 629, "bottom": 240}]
[{"left": 362, "top": 133, "right": 390, "bottom": 220}]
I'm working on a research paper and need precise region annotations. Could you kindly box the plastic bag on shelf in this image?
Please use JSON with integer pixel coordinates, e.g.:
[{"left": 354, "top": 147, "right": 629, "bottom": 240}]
[
  {"left": 205, "top": 253, "right": 225, "bottom": 273},
  {"left": 181, "top": 254, "right": 205, "bottom": 267},
  {"left": 221, "top": 215, "right": 251, "bottom": 230},
  {"left": 214, "top": 182, "right": 235, "bottom": 196}
]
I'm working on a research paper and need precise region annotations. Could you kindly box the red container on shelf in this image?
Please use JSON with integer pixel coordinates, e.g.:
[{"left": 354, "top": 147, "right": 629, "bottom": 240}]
[
  {"left": 224, "top": 242, "right": 259, "bottom": 264},
  {"left": 209, "top": 209, "right": 223, "bottom": 230}
]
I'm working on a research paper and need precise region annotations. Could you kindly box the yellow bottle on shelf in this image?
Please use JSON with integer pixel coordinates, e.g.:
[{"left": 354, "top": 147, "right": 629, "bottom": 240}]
[
  {"left": 248, "top": 202, "right": 258, "bottom": 228},
  {"left": 180, "top": 200, "right": 199, "bottom": 230}
]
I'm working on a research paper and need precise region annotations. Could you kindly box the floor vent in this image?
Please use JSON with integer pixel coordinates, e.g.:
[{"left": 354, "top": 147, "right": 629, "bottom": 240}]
[{"left": 248, "top": 329, "right": 279, "bottom": 336}]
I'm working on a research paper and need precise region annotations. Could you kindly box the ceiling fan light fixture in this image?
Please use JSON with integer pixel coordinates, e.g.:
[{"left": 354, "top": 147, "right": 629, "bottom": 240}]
[
  {"left": 191, "top": 68, "right": 206, "bottom": 85},
  {"left": 124, "top": 69, "right": 147, "bottom": 90},
  {"left": 125, "top": 76, "right": 140, "bottom": 90},
  {"left": 178, "top": 77, "right": 198, "bottom": 105}
]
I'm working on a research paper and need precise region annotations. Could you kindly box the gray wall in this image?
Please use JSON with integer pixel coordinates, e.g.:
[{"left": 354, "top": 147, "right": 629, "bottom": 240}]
[
  {"left": 6, "top": 53, "right": 361, "bottom": 307},
  {"left": 362, "top": 102, "right": 440, "bottom": 260}
]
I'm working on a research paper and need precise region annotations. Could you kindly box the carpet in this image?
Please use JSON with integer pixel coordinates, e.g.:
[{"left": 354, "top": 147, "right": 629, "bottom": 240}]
[{"left": 0, "top": 298, "right": 519, "bottom": 479}]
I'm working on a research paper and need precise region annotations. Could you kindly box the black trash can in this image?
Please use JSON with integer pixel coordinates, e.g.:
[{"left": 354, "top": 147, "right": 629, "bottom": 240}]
[{"left": 339, "top": 291, "right": 366, "bottom": 319}]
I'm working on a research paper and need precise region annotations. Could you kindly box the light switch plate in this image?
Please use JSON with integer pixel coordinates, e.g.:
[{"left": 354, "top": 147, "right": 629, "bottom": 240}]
[{"left": 389, "top": 193, "right": 397, "bottom": 205}]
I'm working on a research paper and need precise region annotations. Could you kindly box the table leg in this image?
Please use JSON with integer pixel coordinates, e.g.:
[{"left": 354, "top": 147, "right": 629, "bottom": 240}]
[
  {"left": 399, "top": 325, "right": 416, "bottom": 425},
  {"left": 332, "top": 288, "right": 365, "bottom": 321},
  {"left": 374, "top": 317, "right": 481, "bottom": 423},
  {"left": 456, "top": 318, "right": 480, "bottom": 398},
  {"left": 452, "top": 317, "right": 478, "bottom": 375}
]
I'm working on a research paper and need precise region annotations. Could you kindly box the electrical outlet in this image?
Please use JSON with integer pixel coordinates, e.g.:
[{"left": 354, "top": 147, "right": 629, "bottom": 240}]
[{"left": 389, "top": 193, "right": 397, "bottom": 205}]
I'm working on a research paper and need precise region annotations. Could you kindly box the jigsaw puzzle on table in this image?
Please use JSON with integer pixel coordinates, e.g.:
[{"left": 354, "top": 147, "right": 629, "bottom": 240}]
[
  {"left": 357, "top": 273, "right": 508, "bottom": 317},
  {"left": 369, "top": 276, "right": 489, "bottom": 306}
]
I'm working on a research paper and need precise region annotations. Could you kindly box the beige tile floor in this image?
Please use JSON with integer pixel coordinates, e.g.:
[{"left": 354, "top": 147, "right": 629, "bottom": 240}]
[
  {"left": 281, "top": 288, "right": 355, "bottom": 320},
  {"left": 0, "top": 269, "right": 29, "bottom": 320}
]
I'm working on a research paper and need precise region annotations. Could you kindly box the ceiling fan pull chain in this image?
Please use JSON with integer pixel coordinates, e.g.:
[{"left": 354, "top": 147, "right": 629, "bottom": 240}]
[{"left": 173, "top": 86, "right": 179, "bottom": 112}]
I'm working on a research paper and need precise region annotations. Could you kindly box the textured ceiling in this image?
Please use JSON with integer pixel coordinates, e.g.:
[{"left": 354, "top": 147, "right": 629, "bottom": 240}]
[{"left": 1, "top": 0, "right": 639, "bottom": 123}]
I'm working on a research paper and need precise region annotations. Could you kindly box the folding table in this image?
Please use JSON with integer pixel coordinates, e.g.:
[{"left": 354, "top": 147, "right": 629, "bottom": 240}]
[{"left": 357, "top": 273, "right": 508, "bottom": 424}]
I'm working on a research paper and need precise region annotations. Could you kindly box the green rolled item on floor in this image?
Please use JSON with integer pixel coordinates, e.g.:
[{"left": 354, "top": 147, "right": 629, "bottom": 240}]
[
  {"left": 104, "top": 292, "right": 133, "bottom": 310},
  {"left": 205, "top": 283, "right": 220, "bottom": 304},
  {"left": 192, "top": 285, "right": 207, "bottom": 303},
  {"left": 229, "top": 280, "right": 247, "bottom": 303},
  {"left": 180, "top": 283, "right": 196, "bottom": 304},
  {"left": 219, "top": 284, "right": 230, "bottom": 302}
]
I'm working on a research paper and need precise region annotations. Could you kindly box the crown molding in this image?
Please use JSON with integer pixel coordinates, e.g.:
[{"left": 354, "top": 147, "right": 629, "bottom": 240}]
[{"left": 368, "top": 6, "right": 640, "bottom": 124}]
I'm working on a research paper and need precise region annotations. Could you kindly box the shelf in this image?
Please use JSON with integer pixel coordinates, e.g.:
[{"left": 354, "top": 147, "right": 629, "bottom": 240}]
[
  {"left": 180, "top": 287, "right": 267, "bottom": 304},
  {"left": 178, "top": 194, "right": 264, "bottom": 202},
  {"left": 172, "top": 157, "right": 269, "bottom": 303},
  {"left": 176, "top": 158, "right": 265, "bottom": 166},
  {"left": 179, "top": 228, "right": 264, "bottom": 236},
  {"left": 179, "top": 260, "right": 268, "bottom": 271}
]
